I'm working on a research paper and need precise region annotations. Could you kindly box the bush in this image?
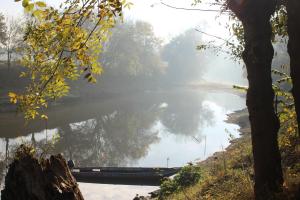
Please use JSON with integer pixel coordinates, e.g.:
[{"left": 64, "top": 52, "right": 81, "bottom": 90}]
[
  {"left": 159, "top": 178, "right": 178, "bottom": 197},
  {"left": 159, "top": 165, "right": 201, "bottom": 199},
  {"left": 173, "top": 165, "right": 201, "bottom": 187}
]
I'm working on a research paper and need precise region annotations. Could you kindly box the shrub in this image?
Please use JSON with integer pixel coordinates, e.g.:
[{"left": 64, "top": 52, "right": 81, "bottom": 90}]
[
  {"left": 159, "top": 165, "right": 201, "bottom": 199},
  {"left": 173, "top": 165, "right": 201, "bottom": 188}
]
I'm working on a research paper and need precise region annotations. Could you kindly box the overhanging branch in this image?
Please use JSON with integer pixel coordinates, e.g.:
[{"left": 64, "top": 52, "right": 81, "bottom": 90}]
[
  {"left": 195, "top": 28, "right": 235, "bottom": 46},
  {"left": 160, "top": 1, "right": 229, "bottom": 13}
]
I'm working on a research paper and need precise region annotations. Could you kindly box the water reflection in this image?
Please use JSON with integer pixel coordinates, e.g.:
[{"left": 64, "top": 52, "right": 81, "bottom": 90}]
[
  {"left": 0, "top": 89, "right": 245, "bottom": 168},
  {"left": 54, "top": 110, "right": 160, "bottom": 167},
  {"left": 160, "top": 90, "right": 214, "bottom": 136}
]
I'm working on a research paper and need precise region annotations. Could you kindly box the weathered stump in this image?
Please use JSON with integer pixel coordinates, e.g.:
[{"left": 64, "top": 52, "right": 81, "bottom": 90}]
[{"left": 1, "top": 145, "right": 84, "bottom": 200}]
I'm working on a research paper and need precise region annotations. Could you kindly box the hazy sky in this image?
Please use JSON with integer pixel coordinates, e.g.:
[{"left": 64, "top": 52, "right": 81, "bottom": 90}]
[{"left": 0, "top": 0, "right": 228, "bottom": 41}]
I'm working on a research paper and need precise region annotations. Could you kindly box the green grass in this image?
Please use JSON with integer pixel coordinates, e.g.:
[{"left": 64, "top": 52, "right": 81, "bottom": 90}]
[{"left": 157, "top": 109, "right": 300, "bottom": 200}]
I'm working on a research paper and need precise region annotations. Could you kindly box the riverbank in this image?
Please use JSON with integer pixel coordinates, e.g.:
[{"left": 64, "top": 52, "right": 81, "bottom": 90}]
[
  {"left": 196, "top": 108, "right": 251, "bottom": 168},
  {"left": 154, "top": 108, "right": 300, "bottom": 200}
]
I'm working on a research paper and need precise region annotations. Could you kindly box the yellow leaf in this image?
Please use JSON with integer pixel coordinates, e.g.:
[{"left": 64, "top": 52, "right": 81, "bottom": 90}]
[
  {"left": 8, "top": 92, "right": 17, "bottom": 98},
  {"left": 35, "top": 1, "right": 46, "bottom": 7},
  {"left": 8, "top": 92, "right": 18, "bottom": 104},
  {"left": 22, "top": 0, "right": 29, "bottom": 7},
  {"left": 33, "top": 10, "right": 44, "bottom": 19},
  {"left": 19, "top": 72, "right": 27, "bottom": 77},
  {"left": 41, "top": 114, "right": 48, "bottom": 120},
  {"left": 25, "top": 3, "right": 34, "bottom": 12}
]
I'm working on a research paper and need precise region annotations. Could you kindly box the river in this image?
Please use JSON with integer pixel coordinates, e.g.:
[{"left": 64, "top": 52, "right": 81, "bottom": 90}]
[{"left": 0, "top": 88, "right": 245, "bottom": 199}]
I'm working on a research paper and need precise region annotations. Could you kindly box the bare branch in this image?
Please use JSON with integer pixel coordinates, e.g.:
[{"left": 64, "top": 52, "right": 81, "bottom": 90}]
[
  {"left": 160, "top": 1, "right": 229, "bottom": 13},
  {"left": 195, "top": 28, "right": 235, "bottom": 46}
]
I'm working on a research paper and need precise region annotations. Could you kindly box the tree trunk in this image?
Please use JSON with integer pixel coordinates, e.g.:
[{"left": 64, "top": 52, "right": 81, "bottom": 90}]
[
  {"left": 1, "top": 145, "right": 84, "bottom": 200},
  {"left": 5, "top": 138, "right": 9, "bottom": 166},
  {"left": 7, "top": 47, "right": 11, "bottom": 71},
  {"left": 228, "top": 0, "right": 283, "bottom": 199},
  {"left": 287, "top": 0, "right": 300, "bottom": 136}
]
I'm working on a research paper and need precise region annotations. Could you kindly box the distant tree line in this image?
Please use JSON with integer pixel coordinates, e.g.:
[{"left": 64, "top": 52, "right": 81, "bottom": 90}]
[{"left": 0, "top": 14, "right": 211, "bottom": 97}]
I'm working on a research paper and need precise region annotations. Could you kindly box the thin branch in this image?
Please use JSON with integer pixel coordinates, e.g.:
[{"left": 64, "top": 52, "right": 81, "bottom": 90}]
[
  {"left": 195, "top": 28, "right": 235, "bottom": 46},
  {"left": 39, "top": 1, "right": 101, "bottom": 94},
  {"left": 220, "top": 35, "right": 234, "bottom": 47},
  {"left": 40, "top": 49, "right": 65, "bottom": 93},
  {"left": 160, "top": 1, "right": 229, "bottom": 13}
]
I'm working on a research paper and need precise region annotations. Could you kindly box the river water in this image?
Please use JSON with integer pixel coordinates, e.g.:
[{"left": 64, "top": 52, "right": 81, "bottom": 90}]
[{"left": 0, "top": 88, "right": 245, "bottom": 199}]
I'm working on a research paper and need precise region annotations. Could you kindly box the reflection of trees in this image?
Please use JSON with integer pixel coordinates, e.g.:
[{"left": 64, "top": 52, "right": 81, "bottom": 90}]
[
  {"left": 53, "top": 91, "right": 216, "bottom": 166},
  {"left": 54, "top": 109, "right": 159, "bottom": 167},
  {"left": 0, "top": 91, "right": 217, "bottom": 168},
  {"left": 160, "top": 91, "right": 214, "bottom": 136}
]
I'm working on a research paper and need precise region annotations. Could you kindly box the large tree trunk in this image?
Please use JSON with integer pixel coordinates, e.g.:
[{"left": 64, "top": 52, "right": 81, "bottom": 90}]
[
  {"left": 287, "top": 0, "right": 300, "bottom": 136},
  {"left": 228, "top": 0, "right": 283, "bottom": 199},
  {"left": 1, "top": 145, "right": 84, "bottom": 200}
]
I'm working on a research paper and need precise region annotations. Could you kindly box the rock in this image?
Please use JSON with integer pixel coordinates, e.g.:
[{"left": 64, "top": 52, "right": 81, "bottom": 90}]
[{"left": 1, "top": 145, "right": 84, "bottom": 200}]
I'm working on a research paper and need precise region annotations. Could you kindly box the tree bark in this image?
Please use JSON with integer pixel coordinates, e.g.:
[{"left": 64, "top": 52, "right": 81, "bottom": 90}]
[
  {"left": 287, "top": 0, "right": 300, "bottom": 136},
  {"left": 228, "top": 0, "right": 283, "bottom": 199},
  {"left": 1, "top": 145, "right": 84, "bottom": 200}
]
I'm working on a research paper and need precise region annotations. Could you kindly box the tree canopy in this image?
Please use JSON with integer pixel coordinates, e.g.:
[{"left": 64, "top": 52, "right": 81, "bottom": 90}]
[
  {"left": 162, "top": 29, "right": 207, "bottom": 84},
  {"left": 101, "top": 20, "right": 165, "bottom": 77},
  {"left": 10, "top": 0, "right": 131, "bottom": 120}
]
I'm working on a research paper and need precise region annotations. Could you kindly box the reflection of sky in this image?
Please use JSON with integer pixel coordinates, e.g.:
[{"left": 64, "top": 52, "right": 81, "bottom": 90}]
[
  {"left": 136, "top": 100, "right": 241, "bottom": 168},
  {"left": 0, "top": 128, "right": 57, "bottom": 153},
  {"left": 79, "top": 183, "right": 157, "bottom": 200},
  {"left": 0, "top": 90, "right": 246, "bottom": 200},
  {"left": 78, "top": 93, "right": 245, "bottom": 200}
]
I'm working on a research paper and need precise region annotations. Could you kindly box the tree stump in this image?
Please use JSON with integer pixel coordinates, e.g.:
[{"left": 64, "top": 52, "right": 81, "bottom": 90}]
[{"left": 1, "top": 145, "right": 84, "bottom": 200}]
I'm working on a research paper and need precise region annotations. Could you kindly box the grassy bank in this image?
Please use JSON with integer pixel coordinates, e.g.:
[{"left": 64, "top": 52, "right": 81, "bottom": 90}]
[{"left": 155, "top": 109, "right": 300, "bottom": 200}]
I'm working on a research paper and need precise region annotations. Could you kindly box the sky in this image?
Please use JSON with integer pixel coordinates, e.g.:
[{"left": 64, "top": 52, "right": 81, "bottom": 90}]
[
  {"left": 0, "top": 0, "right": 246, "bottom": 84},
  {"left": 0, "top": 0, "right": 229, "bottom": 41}
]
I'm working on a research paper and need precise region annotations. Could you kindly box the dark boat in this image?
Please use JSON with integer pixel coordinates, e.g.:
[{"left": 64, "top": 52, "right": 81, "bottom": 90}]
[{"left": 71, "top": 167, "right": 181, "bottom": 186}]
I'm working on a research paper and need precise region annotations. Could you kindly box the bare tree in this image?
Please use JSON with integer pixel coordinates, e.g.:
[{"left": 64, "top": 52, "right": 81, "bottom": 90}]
[
  {"left": 0, "top": 17, "right": 23, "bottom": 70},
  {"left": 0, "top": 13, "right": 6, "bottom": 46}
]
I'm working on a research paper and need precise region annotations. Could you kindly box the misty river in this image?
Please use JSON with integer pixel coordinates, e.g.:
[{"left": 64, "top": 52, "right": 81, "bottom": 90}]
[{"left": 0, "top": 88, "right": 245, "bottom": 199}]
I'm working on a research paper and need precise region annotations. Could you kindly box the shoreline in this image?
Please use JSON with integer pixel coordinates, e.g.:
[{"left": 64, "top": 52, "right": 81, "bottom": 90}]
[
  {"left": 196, "top": 108, "right": 250, "bottom": 168},
  {"left": 225, "top": 108, "right": 250, "bottom": 136},
  {"left": 147, "top": 108, "right": 250, "bottom": 199}
]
